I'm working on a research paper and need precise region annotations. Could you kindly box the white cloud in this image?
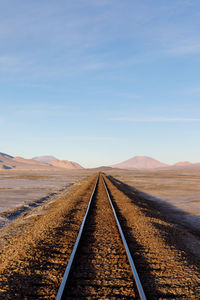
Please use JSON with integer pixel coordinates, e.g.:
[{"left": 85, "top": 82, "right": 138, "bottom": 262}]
[
  {"left": 181, "top": 87, "right": 200, "bottom": 95},
  {"left": 109, "top": 117, "right": 200, "bottom": 123},
  {"left": 80, "top": 62, "right": 106, "bottom": 71},
  {"left": 2, "top": 135, "right": 118, "bottom": 143},
  {"left": 66, "top": 136, "right": 117, "bottom": 142},
  {"left": 0, "top": 55, "right": 24, "bottom": 73},
  {"left": 12, "top": 103, "right": 73, "bottom": 117},
  {"left": 166, "top": 42, "right": 200, "bottom": 55}
]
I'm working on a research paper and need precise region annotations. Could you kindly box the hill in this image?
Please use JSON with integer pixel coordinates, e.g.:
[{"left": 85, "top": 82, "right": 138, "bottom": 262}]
[
  {"left": 32, "top": 156, "right": 58, "bottom": 162},
  {"left": 0, "top": 152, "right": 84, "bottom": 170},
  {"left": 48, "top": 159, "right": 83, "bottom": 169},
  {"left": 111, "top": 156, "right": 169, "bottom": 170},
  {"left": 169, "top": 161, "right": 200, "bottom": 170}
]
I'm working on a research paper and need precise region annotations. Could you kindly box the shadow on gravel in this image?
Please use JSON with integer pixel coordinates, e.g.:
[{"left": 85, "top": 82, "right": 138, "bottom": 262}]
[
  {"left": 104, "top": 180, "right": 160, "bottom": 298},
  {"left": 1, "top": 200, "right": 84, "bottom": 300},
  {"left": 107, "top": 176, "right": 200, "bottom": 269}
]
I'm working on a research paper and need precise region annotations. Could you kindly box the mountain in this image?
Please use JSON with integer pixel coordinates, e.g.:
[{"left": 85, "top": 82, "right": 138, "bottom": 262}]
[
  {"left": 32, "top": 156, "right": 58, "bottom": 162},
  {"left": 48, "top": 159, "right": 83, "bottom": 169},
  {"left": 172, "top": 161, "right": 192, "bottom": 167},
  {"left": 111, "top": 156, "right": 169, "bottom": 170},
  {"left": 0, "top": 152, "right": 14, "bottom": 159},
  {"left": 0, "top": 152, "right": 84, "bottom": 170},
  {"left": 0, "top": 154, "right": 54, "bottom": 170},
  {"left": 170, "top": 161, "right": 200, "bottom": 170},
  {"left": 0, "top": 152, "right": 15, "bottom": 169},
  {"left": 1, "top": 151, "right": 200, "bottom": 171},
  {"left": 110, "top": 156, "right": 200, "bottom": 170},
  {"left": 33, "top": 156, "right": 83, "bottom": 169},
  {"left": 14, "top": 157, "right": 47, "bottom": 165}
]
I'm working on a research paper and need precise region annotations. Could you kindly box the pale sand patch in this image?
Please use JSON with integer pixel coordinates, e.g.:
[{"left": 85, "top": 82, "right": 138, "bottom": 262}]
[{"left": 0, "top": 169, "right": 90, "bottom": 229}]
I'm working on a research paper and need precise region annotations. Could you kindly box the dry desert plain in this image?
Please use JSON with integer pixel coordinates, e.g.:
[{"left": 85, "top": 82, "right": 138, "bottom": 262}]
[
  {"left": 0, "top": 169, "right": 88, "bottom": 229},
  {"left": 106, "top": 169, "right": 200, "bottom": 231},
  {"left": 0, "top": 168, "right": 200, "bottom": 298}
]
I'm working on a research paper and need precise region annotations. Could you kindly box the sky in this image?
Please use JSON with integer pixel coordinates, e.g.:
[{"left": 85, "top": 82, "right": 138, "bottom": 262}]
[{"left": 0, "top": 0, "right": 200, "bottom": 168}]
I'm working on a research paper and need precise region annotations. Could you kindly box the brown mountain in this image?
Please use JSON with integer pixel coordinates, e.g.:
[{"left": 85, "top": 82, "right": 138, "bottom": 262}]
[
  {"left": 0, "top": 152, "right": 15, "bottom": 169},
  {"left": 172, "top": 161, "right": 192, "bottom": 167},
  {"left": 32, "top": 156, "right": 83, "bottom": 169},
  {"left": 110, "top": 156, "right": 200, "bottom": 170},
  {"left": 111, "top": 156, "right": 169, "bottom": 170},
  {"left": 0, "top": 152, "right": 84, "bottom": 170},
  {"left": 32, "top": 156, "right": 58, "bottom": 162},
  {"left": 170, "top": 161, "right": 200, "bottom": 170},
  {"left": 48, "top": 159, "right": 83, "bottom": 169},
  {"left": 0, "top": 153, "right": 54, "bottom": 170}
]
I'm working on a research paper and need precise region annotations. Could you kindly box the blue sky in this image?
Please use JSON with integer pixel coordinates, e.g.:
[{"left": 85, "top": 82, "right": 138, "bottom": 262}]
[{"left": 0, "top": 0, "right": 200, "bottom": 167}]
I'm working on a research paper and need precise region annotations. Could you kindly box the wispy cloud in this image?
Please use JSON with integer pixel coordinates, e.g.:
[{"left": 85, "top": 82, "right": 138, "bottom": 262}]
[
  {"left": 12, "top": 104, "right": 73, "bottom": 117},
  {"left": 80, "top": 62, "right": 106, "bottom": 71},
  {"left": 65, "top": 136, "right": 118, "bottom": 142},
  {"left": 0, "top": 55, "right": 26, "bottom": 73},
  {"left": 0, "top": 0, "right": 199, "bottom": 83},
  {"left": 166, "top": 42, "right": 200, "bottom": 56},
  {"left": 109, "top": 117, "right": 200, "bottom": 123},
  {"left": 1, "top": 135, "right": 118, "bottom": 142},
  {"left": 181, "top": 87, "right": 200, "bottom": 95}
]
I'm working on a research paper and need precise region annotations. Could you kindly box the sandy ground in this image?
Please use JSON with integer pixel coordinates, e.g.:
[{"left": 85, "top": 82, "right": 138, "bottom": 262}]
[
  {"left": 0, "top": 174, "right": 98, "bottom": 299},
  {"left": 0, "top": 170, "right": 89, "bottom": 229},
  {"left": 1, "top": 168, "right": 199, "bottom": 233},
  {"left": 104, "top": 175, "right": 200, "bottom": 299},
  {"left": 106, "top": 169, "right": 200, "bottom": 231},
  {"left": 0, "top": 172, "right": 199, "bottom": 299}
]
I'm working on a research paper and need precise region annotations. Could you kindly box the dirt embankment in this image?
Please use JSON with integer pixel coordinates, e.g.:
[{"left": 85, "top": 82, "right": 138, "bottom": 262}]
[
  {"left": 104, "top": 175, "right": 200, "bottom": 299},
  {"left": 0, "top": 174, "right": 98, "bottom": 299}
]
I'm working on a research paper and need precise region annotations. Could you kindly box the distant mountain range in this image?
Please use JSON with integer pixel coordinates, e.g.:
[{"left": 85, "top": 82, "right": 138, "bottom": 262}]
[
  {"left": 110, "top": 156, "right": 200, "bottom": 170},
  {"left": 1, "top": 152, "right": 200, "bottom": 171},
  {"left": 0, "top": 153, "right": 83, "bottom": 170}
]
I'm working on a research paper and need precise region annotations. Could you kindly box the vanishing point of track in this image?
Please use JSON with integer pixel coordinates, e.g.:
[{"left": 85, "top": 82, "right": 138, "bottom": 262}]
[{"left": 56, "top": 174, "right": 146, "bottom": 299}]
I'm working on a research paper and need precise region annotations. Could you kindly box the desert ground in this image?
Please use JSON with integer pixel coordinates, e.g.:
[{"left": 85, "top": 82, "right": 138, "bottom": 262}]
[
  {"left": 0, "top": 169, "right": 89, "bottom": 229},
  {"left": 106, "top": 169, "right": 200, "bottom": 231},
  {"left": 0, "top": 169, "right": 199, "bottom": 298},
  {"left": 0, "top": 168, "right": 200, "bottom": 232}
]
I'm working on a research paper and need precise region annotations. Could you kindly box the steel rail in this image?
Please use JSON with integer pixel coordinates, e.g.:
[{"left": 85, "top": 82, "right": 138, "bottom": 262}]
[
  {"left": 102, "top": 175, "right": 147, "bottom": 300},
  {"left": 56, "top": 176, "right": 99, "bottom": 300}
]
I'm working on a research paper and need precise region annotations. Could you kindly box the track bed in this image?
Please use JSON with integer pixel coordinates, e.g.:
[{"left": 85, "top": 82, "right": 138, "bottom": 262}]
[{"left": 62, "top": 176, "right": 139, "bottom": 299}]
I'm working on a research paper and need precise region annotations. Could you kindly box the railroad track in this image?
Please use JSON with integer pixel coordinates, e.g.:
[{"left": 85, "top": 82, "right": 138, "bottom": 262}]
[{"left": 56, "top": 174, "right": 146, "bottom": 299}]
